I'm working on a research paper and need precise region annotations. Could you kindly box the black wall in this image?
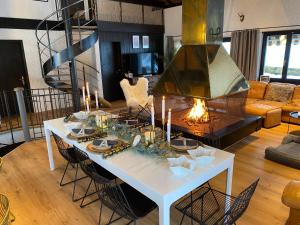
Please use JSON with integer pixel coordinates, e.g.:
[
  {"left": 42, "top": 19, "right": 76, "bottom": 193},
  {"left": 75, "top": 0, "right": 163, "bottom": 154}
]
[
  {"left": 97, "top": 21, "right": 164, "bottom": 101},
  {"left": 98, "top": 21, "right": 164, "bottom": 56}
]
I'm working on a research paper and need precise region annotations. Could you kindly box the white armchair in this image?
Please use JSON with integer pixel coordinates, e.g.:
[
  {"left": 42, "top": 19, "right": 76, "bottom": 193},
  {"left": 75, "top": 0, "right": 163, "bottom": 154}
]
[{"left": 120, "top": 78, "right": 153, "bottom": 115}]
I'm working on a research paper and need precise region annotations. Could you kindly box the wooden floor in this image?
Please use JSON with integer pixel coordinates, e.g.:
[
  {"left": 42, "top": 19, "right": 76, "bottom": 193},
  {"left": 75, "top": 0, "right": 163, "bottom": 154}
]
[{"left": 1, "top": 122, "right": 300, "bottom": 225}]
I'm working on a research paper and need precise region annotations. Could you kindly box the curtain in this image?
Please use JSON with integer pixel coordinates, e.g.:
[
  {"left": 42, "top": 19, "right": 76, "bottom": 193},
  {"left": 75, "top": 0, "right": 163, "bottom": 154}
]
[{"left": 230, "top": 29, "right": 260, "bottom": 80}]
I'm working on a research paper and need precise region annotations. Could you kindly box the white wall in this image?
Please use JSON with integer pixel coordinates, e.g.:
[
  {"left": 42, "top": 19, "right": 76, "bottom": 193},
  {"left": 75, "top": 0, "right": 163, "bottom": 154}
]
[
  {"left": 98, "top": 0, "right": 163, "bottom": 25},
  {"left": 164, "top": 0, "right": 300, "bottom": 37},
  {"left": 0, "top": 0, "right": 57, "bottom": 20},
  {"left": 0, "top": 29, "right": 50, "bottom": 89}
]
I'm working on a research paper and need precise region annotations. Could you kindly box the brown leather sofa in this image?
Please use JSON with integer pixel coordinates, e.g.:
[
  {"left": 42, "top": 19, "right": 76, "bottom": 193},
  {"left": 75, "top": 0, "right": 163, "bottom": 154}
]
[{"left": 246, "top": 81, "right": 300, "bottom": 128}]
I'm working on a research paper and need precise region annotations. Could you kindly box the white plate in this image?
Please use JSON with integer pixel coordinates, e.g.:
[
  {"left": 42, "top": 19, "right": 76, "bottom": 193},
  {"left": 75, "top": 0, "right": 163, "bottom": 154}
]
[{"left": 167, "top": 156, "right": 196, "bottom": 177}]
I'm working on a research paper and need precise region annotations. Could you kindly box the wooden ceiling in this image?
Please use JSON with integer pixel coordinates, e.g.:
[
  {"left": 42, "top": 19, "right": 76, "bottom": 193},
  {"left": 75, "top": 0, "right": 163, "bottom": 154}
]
[{"left": 109, "top": 0, "right": 182, "bottom": 8}]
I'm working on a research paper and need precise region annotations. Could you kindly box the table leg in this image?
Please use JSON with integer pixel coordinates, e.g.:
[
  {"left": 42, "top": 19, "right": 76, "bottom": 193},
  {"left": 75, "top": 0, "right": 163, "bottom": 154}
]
[
  {"left": 159, "top": 202, "right": 170, "bottom": 225},
  {"left": 45, "top": 127, "right": 55, "bottom": 171},
  {"left": 226, "top": 163, "right": 233, "bottom": 196},
  {"left": 225, "top": 160, "right": 234, "bottom": 213}
]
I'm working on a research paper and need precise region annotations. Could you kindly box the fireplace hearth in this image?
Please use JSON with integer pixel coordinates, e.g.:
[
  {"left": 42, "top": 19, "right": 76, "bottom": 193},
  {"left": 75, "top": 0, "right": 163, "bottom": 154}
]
[{"left": 153, "top": 92, "right": 262, "bottom": 149}]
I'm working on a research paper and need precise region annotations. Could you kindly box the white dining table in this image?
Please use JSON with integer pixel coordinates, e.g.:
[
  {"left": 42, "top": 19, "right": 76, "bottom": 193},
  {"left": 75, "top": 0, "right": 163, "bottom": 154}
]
[{"left": 44, "top": 117, "right": 234, "bottom": 225}]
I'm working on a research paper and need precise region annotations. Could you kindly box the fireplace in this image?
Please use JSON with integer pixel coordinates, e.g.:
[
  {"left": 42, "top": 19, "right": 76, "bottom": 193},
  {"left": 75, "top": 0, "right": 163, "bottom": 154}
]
[{"left": 152, "top": 0, "right": 262, "bottom": 148}]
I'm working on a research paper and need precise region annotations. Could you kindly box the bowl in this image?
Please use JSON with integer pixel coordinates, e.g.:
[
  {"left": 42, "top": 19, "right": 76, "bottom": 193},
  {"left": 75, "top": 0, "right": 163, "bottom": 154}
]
[
  {"left": 187, "top": 146, "right": 216, "bottom": 157},
  {"left": 188, "top": 147, "right": 216, "bottom": 166},
  {"left": 167, "top": 156, "right": 196, "bottom": 177},
  {"left": 73, "top": 111, "right": 89, "bottom": 120}
]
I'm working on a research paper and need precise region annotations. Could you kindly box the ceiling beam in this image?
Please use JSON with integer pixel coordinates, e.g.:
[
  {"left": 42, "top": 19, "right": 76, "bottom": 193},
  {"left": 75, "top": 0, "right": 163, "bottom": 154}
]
[{"left": 108, "top": 0, "right": 182, "bottom": 8}]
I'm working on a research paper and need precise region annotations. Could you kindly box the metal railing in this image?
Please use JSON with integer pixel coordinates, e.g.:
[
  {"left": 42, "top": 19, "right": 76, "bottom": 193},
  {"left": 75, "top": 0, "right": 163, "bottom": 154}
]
[
  {"left": 35, "top": 0, "right": 99, "bottom": 93},
  {"left": 0, "top": 88, "right": 78, "bottom": 148}
]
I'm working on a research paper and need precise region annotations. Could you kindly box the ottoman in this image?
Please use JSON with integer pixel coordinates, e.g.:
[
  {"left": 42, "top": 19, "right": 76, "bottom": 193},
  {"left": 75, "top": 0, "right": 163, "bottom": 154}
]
[
  {"left": 265, "top": 132, "right": 300, "bottom": 169},
  {"left": 282, "top": 180, "right": 300, "bottom": 225},
  {"left": 246, "top": 103, "right": 282, "bottom": 128}
]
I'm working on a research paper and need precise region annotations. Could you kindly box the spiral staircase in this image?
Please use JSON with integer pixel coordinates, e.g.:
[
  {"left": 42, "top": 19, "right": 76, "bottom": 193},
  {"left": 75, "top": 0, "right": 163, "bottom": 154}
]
[{"left": 35, "top": 0, "right": 100, "bottom": 110}]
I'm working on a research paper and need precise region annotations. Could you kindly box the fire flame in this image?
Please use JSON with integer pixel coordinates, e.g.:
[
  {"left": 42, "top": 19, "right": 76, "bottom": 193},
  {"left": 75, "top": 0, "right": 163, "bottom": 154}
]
[{"left": 187, "top": 99, "right": 209, "bottom": 123}]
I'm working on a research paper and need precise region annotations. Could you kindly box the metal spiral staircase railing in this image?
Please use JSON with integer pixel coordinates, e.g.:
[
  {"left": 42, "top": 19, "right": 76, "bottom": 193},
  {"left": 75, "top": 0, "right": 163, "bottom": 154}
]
[{"left": 35, "top": 0, "right": 99, "bottom": 101}]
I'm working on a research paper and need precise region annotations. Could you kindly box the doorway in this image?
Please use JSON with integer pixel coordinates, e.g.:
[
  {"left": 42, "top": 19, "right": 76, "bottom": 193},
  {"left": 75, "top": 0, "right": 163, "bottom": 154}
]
[
  {"left": 0, "top": 40, "right": 30, "bottom": 116},
  {"left": 0, "top": 40, "right": 30, "bottom": 91},
  {"left": 100, "top": 42, "right": 123, "bottom": 101}
]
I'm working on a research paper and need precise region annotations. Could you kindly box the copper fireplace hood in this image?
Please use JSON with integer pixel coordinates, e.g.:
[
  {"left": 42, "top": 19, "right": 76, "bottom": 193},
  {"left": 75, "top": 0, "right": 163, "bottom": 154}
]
[{"left": 153, "top": 0, "right": 249, "bottom": 99}]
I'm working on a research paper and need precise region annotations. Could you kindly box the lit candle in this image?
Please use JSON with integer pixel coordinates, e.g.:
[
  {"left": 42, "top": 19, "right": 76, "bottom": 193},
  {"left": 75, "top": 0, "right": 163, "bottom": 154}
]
[
  {"left": 86, "top": 97, "right": 90, "bottom": 112},
  {"left": 151, "top": 103, "right": 155, "bottom": 129},
  {"left": 162, "top": 96, "right": 165, "bottom": 122},
  {"left": 82, "top": 86, "right": 86, "bottom": 106},
  {"left": 86, "top": 82, "right": 90, "bottom": 100},
  {"left": 95, "top": 90, "right": 99, "bottom": 109}
]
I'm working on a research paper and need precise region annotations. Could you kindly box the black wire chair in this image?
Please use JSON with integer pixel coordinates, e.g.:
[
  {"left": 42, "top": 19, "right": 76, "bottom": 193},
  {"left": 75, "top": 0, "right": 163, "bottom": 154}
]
[
  {"left": 72, "top": 147, "right": 117, "bottom": 209},
  {"left": 175, "top": 178, "right": 260, "bottom": 225},
  {"left": 52, "top": 133, "right": 88, "bottom": 202},
  {"left": 98, "top": 182, "right": 157, "bottom": 225}
]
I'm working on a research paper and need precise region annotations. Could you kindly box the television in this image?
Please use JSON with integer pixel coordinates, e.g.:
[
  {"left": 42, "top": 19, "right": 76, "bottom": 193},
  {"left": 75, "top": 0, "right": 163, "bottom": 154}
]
[{"left": 122, "top": 53, "right": 160, "bottom": 76}]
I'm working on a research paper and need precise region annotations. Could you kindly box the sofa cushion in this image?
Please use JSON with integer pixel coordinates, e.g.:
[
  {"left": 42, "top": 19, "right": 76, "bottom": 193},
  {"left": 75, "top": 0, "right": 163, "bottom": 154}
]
[
  {"left": 255, "top": 100, "right": 287, "bottom": 108},
  {"left": 282, "top": 102, "right": 300, "bottom": 112},
  {"left": 245, "top": 103, "right": 278, "bottom": 116},
  {"left": 246, "top": 98, "right": 259, "bottom": 105},
  {"left": 264, "top": 83, "right": 295, "bottom": 102},
  {"left": 248, "top": 81, "right": 268, "bottom": 99}
]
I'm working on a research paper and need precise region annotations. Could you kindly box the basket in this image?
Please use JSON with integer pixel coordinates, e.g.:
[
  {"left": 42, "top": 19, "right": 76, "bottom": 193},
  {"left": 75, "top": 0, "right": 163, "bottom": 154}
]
[{"left": 0, "top": 194, "right": 10, "bottom": 225}]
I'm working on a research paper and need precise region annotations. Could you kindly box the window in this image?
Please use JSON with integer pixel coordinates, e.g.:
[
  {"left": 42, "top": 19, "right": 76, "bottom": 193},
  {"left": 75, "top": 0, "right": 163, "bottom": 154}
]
[
  {"left": 260, "top": 30, "right": 300, "bottom": 83},
  {"left": 222, "top": 38, "right": 231, "bottom": 54}
]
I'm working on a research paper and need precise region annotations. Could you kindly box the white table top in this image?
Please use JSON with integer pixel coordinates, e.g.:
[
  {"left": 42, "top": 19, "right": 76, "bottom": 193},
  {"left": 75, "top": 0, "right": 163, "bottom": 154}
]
[{"left": 44, "top": 117, "right": 235, "bottom": 205}]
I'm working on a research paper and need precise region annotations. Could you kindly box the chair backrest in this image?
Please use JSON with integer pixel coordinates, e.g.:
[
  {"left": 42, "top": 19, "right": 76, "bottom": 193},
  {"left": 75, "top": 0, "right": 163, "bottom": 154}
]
[
  {"left": 73, "top": 146, "right": 112, "bottom": 184},
  {"left": 52, "top": 133, "right": 73, "bottom": 161},
  {"left": 224, "top": 178, "right": 259, "bottom": 224},
  {"left": 99, "top": 182, "right": 138, "bottom": 221},
  {"left": 120, "top": 78, "right": 149, "bottom": 107}
]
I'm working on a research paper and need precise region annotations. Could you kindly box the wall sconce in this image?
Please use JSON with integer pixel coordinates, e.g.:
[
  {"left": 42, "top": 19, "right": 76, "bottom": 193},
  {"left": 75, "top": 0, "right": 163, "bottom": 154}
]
[{"left": 238, "top": 13, "right": 245, "bottom": 22}]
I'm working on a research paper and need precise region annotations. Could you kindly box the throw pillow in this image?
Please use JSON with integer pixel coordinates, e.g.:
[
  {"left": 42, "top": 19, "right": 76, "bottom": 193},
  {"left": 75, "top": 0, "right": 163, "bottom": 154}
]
[{"left": 264, "top": 83, "right": 295, "bottom": 102}]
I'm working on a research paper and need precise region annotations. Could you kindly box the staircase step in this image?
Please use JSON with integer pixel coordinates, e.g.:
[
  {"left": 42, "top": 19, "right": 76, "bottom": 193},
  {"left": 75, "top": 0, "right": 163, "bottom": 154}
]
[
  {"left": 46, "top": 74, "right": 70, "bottom": 78},
  {"left": 72, "top": 25, "right": 97, "bottom": 30}
]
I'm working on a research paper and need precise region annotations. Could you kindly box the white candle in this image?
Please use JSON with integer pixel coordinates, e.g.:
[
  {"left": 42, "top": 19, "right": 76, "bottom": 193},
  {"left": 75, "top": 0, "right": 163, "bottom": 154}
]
[
  {"left": 95, "top": 90, "right": 99, "bottom": 109},
  {"left": 86, "top": 98, "right": 90, "bottom": 112},
  {"left": 86, "top": 82, "right": 90, "bottom": 100},
  {"left": 151, "top": 104, "right": 155, "bottom": 129},
  {"left": 168, "top": 108, "right": 172, "bottom": 124},
  {"left": 82, "top": 86, "right": 86, "bottom": 106},
  {"left": 162, "top": 96, "right": 165, "bottom": 122},
  {"left": 167, "top": 120, "right": 171, "bottom": 143}
]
